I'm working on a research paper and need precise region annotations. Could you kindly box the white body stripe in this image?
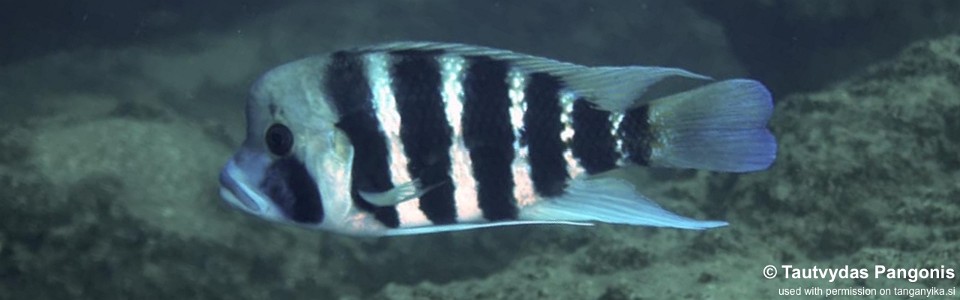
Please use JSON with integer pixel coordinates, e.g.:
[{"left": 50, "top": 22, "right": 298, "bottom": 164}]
[
  {"left": 560, "top": 91, "right": 585, "bottom": 178},
  {"left": 610, "top": 112, "right": 625, "bottom": 165},
  {"left": 508, "top": 68, "right": 537, "bottom": 207},
  {"left": 439, "top": 55, "right": 482, "bottom": 222},
  {"left": 365, "top": 53, "right": 430, "bottom": 226}
]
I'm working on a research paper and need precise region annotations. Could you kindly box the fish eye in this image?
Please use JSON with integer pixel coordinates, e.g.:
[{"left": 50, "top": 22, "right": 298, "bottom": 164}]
[{"left": 265, "top": 124, "right": 294, "bottom": 156}]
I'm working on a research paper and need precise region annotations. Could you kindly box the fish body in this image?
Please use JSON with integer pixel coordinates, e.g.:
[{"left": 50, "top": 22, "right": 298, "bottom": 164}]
[{"left": 218, "top": 42, "right": 776, "bottom": 236}]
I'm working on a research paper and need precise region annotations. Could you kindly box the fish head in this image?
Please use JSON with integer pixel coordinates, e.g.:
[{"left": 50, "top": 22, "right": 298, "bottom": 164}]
[{"left": 218, "top": 57, "right": 363, "bottom": 233}]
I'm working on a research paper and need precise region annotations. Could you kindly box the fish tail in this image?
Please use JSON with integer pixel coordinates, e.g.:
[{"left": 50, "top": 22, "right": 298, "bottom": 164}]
[{"left": 620, "top": 79, "right": 777, "bottom": 172}]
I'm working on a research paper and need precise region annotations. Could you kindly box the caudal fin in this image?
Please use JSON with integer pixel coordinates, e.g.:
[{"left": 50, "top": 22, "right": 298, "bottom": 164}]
[{"left": 620, "top": 79, "right": 776, "bottom": 172}]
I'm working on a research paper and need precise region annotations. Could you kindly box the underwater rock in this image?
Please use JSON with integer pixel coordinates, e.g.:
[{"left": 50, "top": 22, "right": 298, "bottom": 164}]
[
  {"left": 26, "top": 97, "right": 240, "bottom": 242},
  {"left": 1, "top": 108, "right": 358, "bottom": 298},
  {"left": 0, "top": 169, "right": 349, "bottom": 299},
  {"left": 730, "top": 34, "right": 960, "bottom": 259}
]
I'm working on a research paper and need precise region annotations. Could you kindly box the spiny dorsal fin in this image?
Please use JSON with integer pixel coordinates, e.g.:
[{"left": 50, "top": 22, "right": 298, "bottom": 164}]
[{"left": 357, "top": 41, "right": 711, "bottom": 112}]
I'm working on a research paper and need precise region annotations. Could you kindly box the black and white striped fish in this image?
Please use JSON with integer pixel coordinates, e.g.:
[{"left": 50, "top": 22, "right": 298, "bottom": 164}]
[{"left": 218, "top": 42, "right": 776, "bottom": 236}]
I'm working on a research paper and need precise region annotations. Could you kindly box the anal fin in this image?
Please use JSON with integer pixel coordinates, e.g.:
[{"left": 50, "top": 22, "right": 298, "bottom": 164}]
[
  {"left": 519, "top": 177, "right": 727, "bottom": 230},
  {"left": 382, "top": 220, "right": 592, "bottom": 236}
]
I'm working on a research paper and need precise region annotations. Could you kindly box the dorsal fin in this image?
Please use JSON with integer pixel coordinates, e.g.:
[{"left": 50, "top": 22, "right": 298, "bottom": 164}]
[{"left": 357, "top": 41, "right": 711, "bottom": 112}]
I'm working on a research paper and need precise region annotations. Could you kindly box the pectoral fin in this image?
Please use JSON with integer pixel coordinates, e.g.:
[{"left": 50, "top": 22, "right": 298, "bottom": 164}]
[{"left": 358, "top": 179, "right": 445, "bottom": 207}]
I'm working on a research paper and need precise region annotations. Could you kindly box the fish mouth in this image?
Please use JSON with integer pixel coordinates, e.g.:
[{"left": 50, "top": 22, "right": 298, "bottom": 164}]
[{"left": 219, "top": 159, "right": 263, "bottom": 213}]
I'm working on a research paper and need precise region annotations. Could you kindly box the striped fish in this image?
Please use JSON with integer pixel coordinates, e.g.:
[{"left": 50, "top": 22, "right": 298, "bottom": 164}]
[{"left": 218, "top": 42, "right": 776, "bottom": 236}]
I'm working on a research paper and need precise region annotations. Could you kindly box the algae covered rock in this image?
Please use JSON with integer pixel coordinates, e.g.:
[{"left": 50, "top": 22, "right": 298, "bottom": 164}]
[
  {"left": 727, "top": 35, "right": 960, "bottom": 293},
  {"left": 731, "top": 35, "right": 960, "bottom": 257},
  {"left": 27, "top": 96, "right": 239, "bottom": 242}
]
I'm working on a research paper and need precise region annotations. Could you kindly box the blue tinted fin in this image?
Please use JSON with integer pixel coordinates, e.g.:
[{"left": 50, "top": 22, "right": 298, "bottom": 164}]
[
  {"left": 559, "top": 66, "right": 712, "bottom": 112},
  {"left": 379, "top": 177, "right": 723, "bottom": 236},
  {"left": 642, "top": 79, "right": 776, "bottom": 172},
  {"left": 358, "top": 179, "right": 444, "bottom": 207},
  {"left": 359, "top": 41, "right": 710, "bottom": 111},
  {"left": 520, "top": 177, "right": 727, "bottom": 230},
  {"left": 381, "top": 220, "right": 592, "bottom": 236}
]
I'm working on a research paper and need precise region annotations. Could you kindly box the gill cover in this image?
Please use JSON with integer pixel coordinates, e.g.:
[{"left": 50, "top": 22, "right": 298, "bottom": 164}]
[{"left": 219, "top": 56, "right": 339, "bottom": 227}]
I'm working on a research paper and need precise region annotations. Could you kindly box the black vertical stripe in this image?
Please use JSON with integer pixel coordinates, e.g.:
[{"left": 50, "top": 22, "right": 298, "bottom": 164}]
[
  {"left": 389, "top": 50, "right": 457, "bottom": 225},
  {"left": 571, "top": 99, "right": 619, "bottom": 174},
  {"left": 618, "top": 105, "right": 652, "bottom": 166},
  {"left": 260, "top": 157, "right": 324, "bottom": 224},
  {"left": 325, "top": 51, "right": 400, "bottom": 228},
  {"left": 462, "top": 56, "right": 518, "bottom": 221},
  {"left": 523, "top": 73, "right": 568, "bottom": 197}
]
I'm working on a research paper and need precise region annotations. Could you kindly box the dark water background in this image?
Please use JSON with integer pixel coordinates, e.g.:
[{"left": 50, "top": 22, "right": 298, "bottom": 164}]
[{"left": 1, "top": 1, "right": 959, "bottom": 299}]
